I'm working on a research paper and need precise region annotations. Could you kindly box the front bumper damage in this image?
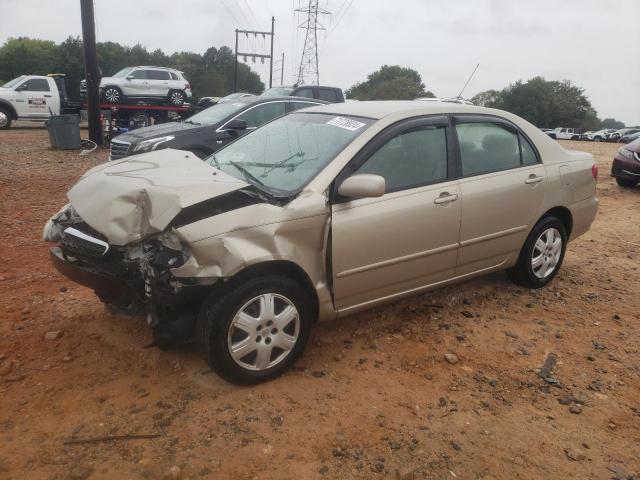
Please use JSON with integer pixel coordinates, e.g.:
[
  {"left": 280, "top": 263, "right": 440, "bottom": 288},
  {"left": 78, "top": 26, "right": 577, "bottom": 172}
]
[{"left": 46, "top": 208, "right": 212, "bottom": 341}]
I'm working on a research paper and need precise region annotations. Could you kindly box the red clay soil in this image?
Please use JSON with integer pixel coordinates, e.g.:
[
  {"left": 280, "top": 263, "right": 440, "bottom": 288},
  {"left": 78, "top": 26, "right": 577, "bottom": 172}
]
[{"left": 0, "top": 127, "right": 638, "bottom": 480}]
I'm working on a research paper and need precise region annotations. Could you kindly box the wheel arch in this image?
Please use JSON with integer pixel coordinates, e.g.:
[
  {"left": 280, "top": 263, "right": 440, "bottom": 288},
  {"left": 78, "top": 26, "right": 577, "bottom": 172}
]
[
  {"left": 0, "top": 99, "right": 18, "bottom": 119},
  {"left": 223, "top": 260, "right": 320, "bottom": 320},
  {"left": 539, "top": 206, "right": 573, "bottom": 238}
]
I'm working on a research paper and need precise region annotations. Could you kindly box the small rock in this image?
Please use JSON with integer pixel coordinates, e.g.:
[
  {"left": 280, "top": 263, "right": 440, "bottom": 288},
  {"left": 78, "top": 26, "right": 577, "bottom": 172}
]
[
  {"left": 0, "top": 361, "right": 13, "bottom": 376},
  {"left": 319, "top": 465, "right": 329, "bottom": 476},
  {"left": 461, "top": 311, "right": 474, "bottom": 318},
  {"left": 505, "top": 331, "right": 519, "bottom": 339},
  {"left": 586, "top": 354, "right": 596, "bottom": 361},
  {"left": 312, "top": 370, "right": 326, "bottom": 378},
  {"left": 60, "top": 286, "right": 68, "bottom": 292},
  {"left": 371, "top": 462, "right": 385, "bottom": 473},
  {"left": 613, "top": 314, "right": 620, "bottom": 320},
  {"left": 569, "top": 404, "right": 583, "bottom": 414},
  {"left": 564, "top": 449, "right": 586, "bottom": 462},
  {"left": 450, "top": 441, "right": 463, "bottom": 451},
  {"left": 166, "top": 465, "right": 181, "bottom": 480},
  {"left": 44, "top": 331, "right": 63, "bottom": 341},
  {"left": 69, "top": 465, "right": 92, "bottom": 480},
  {"left": 558, "top": 396, "right": 573, "bottom": 405},
  {"left": 63, "top": 355, "right": 73, "bottom": 363},
  {"left": 444, "top": 353, "right": 459, "bottom": 365}
]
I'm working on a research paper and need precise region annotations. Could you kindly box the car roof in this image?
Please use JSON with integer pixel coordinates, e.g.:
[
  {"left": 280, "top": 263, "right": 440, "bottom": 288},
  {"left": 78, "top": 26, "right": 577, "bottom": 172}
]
[
  {"left": 238, "top": 96, "right": 328, "bottom": 106},
  {"left": 133, "top": 66, "right": 181, "bottom": 72},
  {"left": 299, "top": 100, "right": 503, "bottom": 120}
]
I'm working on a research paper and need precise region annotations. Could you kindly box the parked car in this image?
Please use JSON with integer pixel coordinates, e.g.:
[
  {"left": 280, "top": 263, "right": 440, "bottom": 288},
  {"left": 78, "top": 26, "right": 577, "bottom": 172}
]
[
  {"left": 44, "top": 101, "right": 598, "bottom": 384},
  {"left": 109, "top": 96, "right": 326, "bottom": 160},
  {"left": 0, "top": 74, "right": 76, "bottom": 129},
  {"left": 545, "top": 127, "right": 580, "bottom": 140},
  {"left": 588, "top": 129, "right": 615, "bottom": 142},
  {"left": 620, "top": 131, "right": 640, "bottom": 144},
  {"left": 579, "top": 131, "right": 596, "bottom": 140},
  {"left": 611, "top": 137, "right": 640, "bottom": 187},
  {"left": 218, "top": 92, "right": 255, "bottom": 103},
  {"left": 609, "top": 128, "right": 640, "bottom": 143},
  {"left": 97, "top": 66, "right": 192, "bottom": 105},
  {"left": 262, "top": 85, "right": 345, "bottom": 103}
]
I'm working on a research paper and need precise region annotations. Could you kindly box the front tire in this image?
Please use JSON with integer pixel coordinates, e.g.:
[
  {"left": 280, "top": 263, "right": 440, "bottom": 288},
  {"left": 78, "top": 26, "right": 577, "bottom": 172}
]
[
  {"left": 616, "top": 177, "right": 637, "bottom": 188},
  {"left": 0, "top": 107, "right": 12, "bottom": 129},
  {"left": 168, "top": 90, "right": 186, "bottom": 106},
  {"left": 507, "top": 216, "right": 567, "bottom": 288},
  {"left": 102, "top": 86, "right": 123, "bottom": 104},
  {"left": 197, "top": 275, "right": 313, "bottom": 384}
]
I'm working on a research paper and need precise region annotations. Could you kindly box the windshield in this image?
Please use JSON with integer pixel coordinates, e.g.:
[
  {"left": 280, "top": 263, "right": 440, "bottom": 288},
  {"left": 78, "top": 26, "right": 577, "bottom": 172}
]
[
  {"left": 2, "top": 76, "right": 26, "bottom": 88},
  {"left": 262, "top": 87, "right": 294, "bottom": 97},
  {"left": 186, "top": 102, "right": 247, "bottom": 125},
  {"left": 112, "top": 68, "right": 134, "bottom": 78},
  {"left": 206, "top": 112, "right": 373, "bottom": 196}
]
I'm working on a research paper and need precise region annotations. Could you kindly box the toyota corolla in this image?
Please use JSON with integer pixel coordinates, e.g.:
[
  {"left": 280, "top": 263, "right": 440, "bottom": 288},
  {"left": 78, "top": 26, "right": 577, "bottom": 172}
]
[{"left": 43, "top": 101, "right": 599, "bottom": 384}]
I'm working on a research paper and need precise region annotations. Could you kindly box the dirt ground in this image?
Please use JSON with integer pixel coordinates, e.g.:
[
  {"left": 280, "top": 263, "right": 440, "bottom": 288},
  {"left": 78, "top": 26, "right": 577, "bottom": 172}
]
[{"left": 0, "top": 125, "right": 638, "bottom": 480}]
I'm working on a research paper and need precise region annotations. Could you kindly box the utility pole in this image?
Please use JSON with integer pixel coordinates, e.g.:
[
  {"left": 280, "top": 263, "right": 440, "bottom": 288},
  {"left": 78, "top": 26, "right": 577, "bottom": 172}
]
[
  {"left": 281, "top": 52, "right": 285, "bottom": 86},
  {"left": 233, "top": 19, "right": 275, "bottom": 92},
  {"left": 296, "top": 0, "right": 329, "bottom": 86},
  {"left": 79, "top": 0, "right": 101, "bottom": 146}
]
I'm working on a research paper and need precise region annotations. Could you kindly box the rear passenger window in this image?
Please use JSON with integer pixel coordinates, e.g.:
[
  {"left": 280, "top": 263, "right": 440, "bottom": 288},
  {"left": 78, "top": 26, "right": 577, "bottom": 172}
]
[
  {"left": 318, "top": 89, "right": 337, "bottom": 102},
  {"left": 356, "top": 126, "right": 448, "bottom": 192},
  {"left": 519, "top": 133, "right": 539, "bottom": 166},
  {"left": 295, "top": 88, "right": 314, "bottom": 99},
  {"left": 148, "top": 70, "right": 171, "bottom": 80},
  {"left": 456, "top": 123, "right": 520, "bottom": 176}
]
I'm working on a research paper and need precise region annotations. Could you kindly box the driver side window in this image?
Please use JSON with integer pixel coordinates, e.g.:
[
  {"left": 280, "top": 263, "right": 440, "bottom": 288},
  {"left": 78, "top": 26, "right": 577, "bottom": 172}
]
[
  {"left": 128, "top": 70, "right": 148, "bottom": 79},
  {"left": 237, "top": 102, "right": 287, "bottom": 128},
  {"left": 355, "top": 126, "right": 448, "bottom": 193}
]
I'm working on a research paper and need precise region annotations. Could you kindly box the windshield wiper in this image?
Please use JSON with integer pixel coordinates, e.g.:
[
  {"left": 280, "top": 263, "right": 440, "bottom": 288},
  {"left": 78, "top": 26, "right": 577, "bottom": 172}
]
[{"left": 230, "top": 161, "right": 266, "bottom": 188}]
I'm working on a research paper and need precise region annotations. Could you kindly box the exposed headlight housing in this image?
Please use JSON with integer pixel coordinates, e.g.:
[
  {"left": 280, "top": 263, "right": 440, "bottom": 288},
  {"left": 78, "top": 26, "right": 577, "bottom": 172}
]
[{"left": 133, "top": 136, "right": 175, "bottom": 153}]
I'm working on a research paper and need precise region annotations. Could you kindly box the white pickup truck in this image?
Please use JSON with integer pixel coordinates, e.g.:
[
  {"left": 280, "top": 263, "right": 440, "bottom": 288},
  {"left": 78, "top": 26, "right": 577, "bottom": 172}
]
[
  {"left": 545, "top": 127, "right": 580, "bottom": 140},
  {"left": 0, "top": 74, "right": 77, "bottom": 129}
]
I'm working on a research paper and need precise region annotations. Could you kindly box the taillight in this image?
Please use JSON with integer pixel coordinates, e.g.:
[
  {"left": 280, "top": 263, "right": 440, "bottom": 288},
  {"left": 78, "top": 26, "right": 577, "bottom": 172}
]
[
  {"left": 591, "top": 163, "right": 598, "bottom": 181},
  {"left": 185, "top": 83, "right": 191, "bottom": 90}
]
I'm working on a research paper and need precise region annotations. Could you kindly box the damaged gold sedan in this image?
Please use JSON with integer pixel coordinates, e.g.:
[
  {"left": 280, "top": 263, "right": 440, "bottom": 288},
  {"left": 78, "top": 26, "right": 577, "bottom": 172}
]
[{"left": 44, "top": 102, "right": 598, "bottom": 383}]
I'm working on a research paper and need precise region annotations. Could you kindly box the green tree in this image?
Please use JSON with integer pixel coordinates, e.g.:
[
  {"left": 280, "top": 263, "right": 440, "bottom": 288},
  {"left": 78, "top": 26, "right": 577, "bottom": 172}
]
[
  {"left": 472, "top": 77, "right": 600, "bottom": 131},
  {"left": 53, "top": 36, "right": 84, "bottom": 100},
  {"left": 600, "top": 118, "right": 625, "bottom": 129},
  {"left": 0, "top": 37, "right": 58, "bottom": 82},
  {"left": 345, "top": 65, "right": 433, "bottom": 100}
]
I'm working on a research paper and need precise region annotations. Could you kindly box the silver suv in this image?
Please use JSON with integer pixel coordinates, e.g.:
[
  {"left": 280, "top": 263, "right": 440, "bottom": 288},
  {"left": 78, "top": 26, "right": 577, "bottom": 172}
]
[{"left": 98, "top": 66, "right": 192, "bottom": 105}]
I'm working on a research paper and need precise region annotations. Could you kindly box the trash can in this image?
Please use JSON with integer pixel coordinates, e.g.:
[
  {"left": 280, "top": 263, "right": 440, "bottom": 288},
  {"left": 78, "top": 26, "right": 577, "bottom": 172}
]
[{"left": 45, "top": 114, "right": 81, "bottom": 150}]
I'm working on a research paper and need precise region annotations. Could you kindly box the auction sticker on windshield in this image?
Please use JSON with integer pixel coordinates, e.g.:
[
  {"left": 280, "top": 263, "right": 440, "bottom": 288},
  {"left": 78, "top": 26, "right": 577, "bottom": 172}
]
[{"left": 326, "top": 116, "right": 366, "bottom": 131}]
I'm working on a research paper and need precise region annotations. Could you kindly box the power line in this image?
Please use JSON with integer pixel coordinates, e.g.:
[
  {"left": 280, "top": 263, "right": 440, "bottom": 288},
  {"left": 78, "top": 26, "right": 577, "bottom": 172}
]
[
  {"left": 331, "top": 0, "right": 354, "bottom": 32},
  {"left": 231, "top": 0, "right": 254, "bottom": 29},
  {"left": 220, "top": 0, "right": 242, "bottom": 25}
]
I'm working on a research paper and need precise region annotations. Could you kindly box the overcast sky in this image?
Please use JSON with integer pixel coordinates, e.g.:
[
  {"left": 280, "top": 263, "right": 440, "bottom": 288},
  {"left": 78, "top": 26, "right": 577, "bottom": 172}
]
[{"left": 1, "top": 0, "right": 638, "bottom": 124}]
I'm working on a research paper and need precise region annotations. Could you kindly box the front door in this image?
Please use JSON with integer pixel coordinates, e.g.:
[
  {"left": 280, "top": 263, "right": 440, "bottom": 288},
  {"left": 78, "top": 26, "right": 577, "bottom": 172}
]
[
  {"left": 453, "top": 116, "right": 547, "bottom": 275},
  {"left": 14, "top": 78, "right": 52, "bottom": 118},
  {"left": 331, "top": 116, "right": 461, "bottom": 312}
]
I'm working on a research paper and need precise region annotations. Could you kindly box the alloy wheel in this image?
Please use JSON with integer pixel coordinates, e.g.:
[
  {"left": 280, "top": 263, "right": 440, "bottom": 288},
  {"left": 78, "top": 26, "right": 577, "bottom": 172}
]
[
  {"left": 531, "top": 227, "right": 562, "bottom": 279},
  {"left": 0, "top": 111, "right": 8, "bottom": 128},
  {"left": 104, "top": 88, "right": 120, "bottom": 103},
  {"left": 169, "top": 91, "right": 184, "bottom": 105},
  {"left": 227, "top": 293, "right": 300, "bottom": 371}
]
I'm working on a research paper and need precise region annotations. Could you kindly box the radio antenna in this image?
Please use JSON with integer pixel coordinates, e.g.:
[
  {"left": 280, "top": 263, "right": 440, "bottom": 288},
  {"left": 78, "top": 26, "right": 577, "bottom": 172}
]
[{"left": 456, "top": 63, "right": 480, "bottom": 100}]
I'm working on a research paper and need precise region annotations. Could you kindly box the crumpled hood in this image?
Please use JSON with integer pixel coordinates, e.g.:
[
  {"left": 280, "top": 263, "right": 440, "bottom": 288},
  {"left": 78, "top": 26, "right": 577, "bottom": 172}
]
[{"left": 67, "top": 149, "right": 248, "bottom": 246}]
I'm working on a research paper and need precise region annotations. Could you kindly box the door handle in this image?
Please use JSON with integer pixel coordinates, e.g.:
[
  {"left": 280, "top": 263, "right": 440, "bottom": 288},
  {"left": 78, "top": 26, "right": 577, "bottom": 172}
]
[
  {"left": 525, "top": 175, "right": 544, "bottom": 185},
  {"left": 434, "top": 192, "right": 459, "bottom": 205},
  {"left": 44, "top": 94, "right": 52, "bottom": 98}
]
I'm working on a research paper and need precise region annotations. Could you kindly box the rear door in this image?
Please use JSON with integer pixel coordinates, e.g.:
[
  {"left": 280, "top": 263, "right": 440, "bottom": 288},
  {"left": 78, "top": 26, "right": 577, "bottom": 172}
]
[
  {"left": 147, "top": 69, "right": 171, "bottom": 95},
  {"left": 14, "top": 78, "right": 52, "bottom": 118},
  {"left": 453, "top": 115, "right": 546, "bottom": 275},
  {"left": 331, "top": 116, "right": 461, "bottom": 312}
]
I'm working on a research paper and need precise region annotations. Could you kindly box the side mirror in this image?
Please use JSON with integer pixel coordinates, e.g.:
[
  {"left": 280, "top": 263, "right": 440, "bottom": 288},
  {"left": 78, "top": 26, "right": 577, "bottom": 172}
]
[
  {"left": 337, "top": 174, "right": 385, "bottom": 200},
  {"left": 225, "top": 119, "right": 248, "bottom": 133},
  {"left": 126, "top": 76, "right": 134, "bottom": 80}
]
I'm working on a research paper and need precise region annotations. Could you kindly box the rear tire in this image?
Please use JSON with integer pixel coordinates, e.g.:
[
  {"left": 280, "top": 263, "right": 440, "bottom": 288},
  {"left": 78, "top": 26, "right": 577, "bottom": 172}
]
[
  {"left": 616, "top": 177, "right": 637, "bottom": 188},
  {"left": 507, "top": 216, "right": 567, "bottom": 289},
  {"left": 0, "top": 107, "right": 12, "bottom": 129},
  {"left": 168, "top": 90, "right": 186, "bottom": 106},
  {"left": 102, "top": 86, "right": 123, "bottom": 104},
  {"left": 197, "top": 275, "right": 313, "bottom": 384}
]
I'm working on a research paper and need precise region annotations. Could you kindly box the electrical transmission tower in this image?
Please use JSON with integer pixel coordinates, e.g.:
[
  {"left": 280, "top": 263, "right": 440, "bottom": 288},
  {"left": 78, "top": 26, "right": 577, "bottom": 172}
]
[{"left": 295, "top": 0, "right": 329, "bottom": 86}]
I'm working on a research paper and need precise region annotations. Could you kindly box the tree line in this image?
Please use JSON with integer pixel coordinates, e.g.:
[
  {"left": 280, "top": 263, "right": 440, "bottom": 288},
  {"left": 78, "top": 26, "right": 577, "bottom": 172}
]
[{"left": 0, "top": 37, "right": 265, "bottom": 101}]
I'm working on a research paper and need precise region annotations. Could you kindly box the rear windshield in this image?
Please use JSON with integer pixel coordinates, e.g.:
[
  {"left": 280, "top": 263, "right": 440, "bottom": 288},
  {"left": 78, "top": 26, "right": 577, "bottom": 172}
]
[
  {"left": 207, "top": 112, "right": 373, "bottom": 196},
  {"left": 186, "top": 102, "right": 247, "bottom": 126}
]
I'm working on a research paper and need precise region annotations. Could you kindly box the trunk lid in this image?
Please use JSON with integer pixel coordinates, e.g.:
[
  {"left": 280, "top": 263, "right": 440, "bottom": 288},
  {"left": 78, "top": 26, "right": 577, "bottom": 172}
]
[{"left": 67, "top": 149, "right": 248, "bottom": 245}]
